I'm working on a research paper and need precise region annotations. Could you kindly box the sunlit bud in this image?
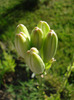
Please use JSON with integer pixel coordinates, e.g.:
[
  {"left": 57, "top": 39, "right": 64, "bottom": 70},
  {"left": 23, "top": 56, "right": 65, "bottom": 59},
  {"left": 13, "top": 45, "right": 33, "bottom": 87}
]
[
  {"left": 30, "top": 47, "right": 39, "bottom": 54},
  {"left": 37, "top": 21, "right": 50, "bottom": 38},
  {"left": 15, "top": 32, "right": 30, "bottom": 58},
  {"left": 16, "top": 24, "right": 30, "bottom": 40},
  {"left": 43, "top": 30, "right": 58, "bottom": 62},
  {"left": 25, "top": 48, "right": 45, "bottom": 74},
  {"left": 31, "top": 27, "right": 43, "bottom": 50}
]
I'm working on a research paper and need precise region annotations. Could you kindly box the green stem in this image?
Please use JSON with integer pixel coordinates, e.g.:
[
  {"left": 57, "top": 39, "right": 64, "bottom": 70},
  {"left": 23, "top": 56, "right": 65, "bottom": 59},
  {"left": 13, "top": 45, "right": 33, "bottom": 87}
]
[
  {"left": 36, "top": 74, "right": 44, "bottom": 99},
  {"left": 36, "top": 74, "right": 42, "bottom": 86}
]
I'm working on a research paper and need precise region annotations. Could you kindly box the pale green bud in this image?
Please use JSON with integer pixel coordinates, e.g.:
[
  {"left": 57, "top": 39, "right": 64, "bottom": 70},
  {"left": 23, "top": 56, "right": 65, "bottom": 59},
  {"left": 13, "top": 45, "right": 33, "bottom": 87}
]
[
  {"left": 25, "top": 48, "right": 45, "bottom": 74},
  {"left": 43, "top": 30, "right": 58, "bottom": 62},
  {"left": 16, "top": 24, "right": 30, "bottom": 40},
  {"left": 31, "top": 27, "right": 43, "bottom": 50},
  {"left": 37, "top": 21, "right": 50, "bottom": 38},
  {"left": 30, "top": 47, "right": 39, "bottom": 54},
  {"left": 15, "top": 32, "right": 30, "bottom": 58}
]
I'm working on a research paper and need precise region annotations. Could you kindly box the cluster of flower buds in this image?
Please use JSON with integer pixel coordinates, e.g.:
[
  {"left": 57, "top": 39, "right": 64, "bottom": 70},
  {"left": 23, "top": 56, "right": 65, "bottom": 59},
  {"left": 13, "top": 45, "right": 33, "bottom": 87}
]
[{"left": 15, "top": 21, "right": 58, "bottom": 74}]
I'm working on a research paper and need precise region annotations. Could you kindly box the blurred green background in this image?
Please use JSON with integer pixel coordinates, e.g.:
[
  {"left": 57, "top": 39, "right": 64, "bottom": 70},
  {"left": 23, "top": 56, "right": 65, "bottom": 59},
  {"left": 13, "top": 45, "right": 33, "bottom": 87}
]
[{"left": 0, "top": 0, "right": 74, "bottom": 100}]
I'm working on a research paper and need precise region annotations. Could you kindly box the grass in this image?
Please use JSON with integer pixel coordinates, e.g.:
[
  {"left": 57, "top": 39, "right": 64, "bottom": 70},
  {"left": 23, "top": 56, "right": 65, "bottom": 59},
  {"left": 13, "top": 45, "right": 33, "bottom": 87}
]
[
  {"left": 0, "top": 0, "right": 73, "bottom": 74},
  {"left": 0, "top": 0, "right": 24, "bottom": 15},
  {"left": 0, "top": 0, "right": 74, "bottom": 99}
]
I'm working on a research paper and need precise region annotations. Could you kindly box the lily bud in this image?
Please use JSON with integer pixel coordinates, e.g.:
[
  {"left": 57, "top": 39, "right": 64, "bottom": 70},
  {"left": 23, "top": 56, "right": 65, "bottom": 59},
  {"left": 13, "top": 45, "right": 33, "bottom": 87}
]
[
  {"left": 30, "top": 47, "right": 39, "bottom": 54},
  {"left": 25, "top": 48, "right": 45, "bottom": 74},
  {"left": 31, "top": 27, "right": 43, "bottom": 50},
  {"left": 15, "top": 32, "right": 30, "bottom": 58},
  {"left": 43, "top": 30, "right": 58, "bottom": 62},
  {"left": 37, "top": 21, "right": 50, "bottom": 38},
  {"left": 16, "top": 24, "right": 30, "bottom": 40}
]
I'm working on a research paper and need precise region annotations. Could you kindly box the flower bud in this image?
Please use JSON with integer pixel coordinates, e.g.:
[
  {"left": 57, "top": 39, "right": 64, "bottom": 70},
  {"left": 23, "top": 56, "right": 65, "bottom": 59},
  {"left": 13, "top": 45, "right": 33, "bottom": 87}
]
[
  {"left": 37, "top": 21, "right": 50, "bottom": 38},
  {"left": 30, "top": 47, "right": 39, "bottom": 54},
  {"left": 16, "top": 24, "right": 30, "bottom": 40},
  {"left": 25, "top": 48, "right": 45, "bottom": 74},
  {"left": 31, "top": 27, "right": 43, "bottom": 50},
  {"left": 15, "top": 32, "right": 30, "bottom": 58},
  {"left": 43, "top": 30, "right": 58, "bottom": 62}
]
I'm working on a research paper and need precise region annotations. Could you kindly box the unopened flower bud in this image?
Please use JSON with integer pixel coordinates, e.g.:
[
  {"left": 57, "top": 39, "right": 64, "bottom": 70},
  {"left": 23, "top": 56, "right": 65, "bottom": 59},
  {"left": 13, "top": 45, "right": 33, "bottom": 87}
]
[
  {"left": 43, "top": 30, "right": 58, "bottom": 62},
  {"left": 31, "top": 27, "right": 43, "bottom": 50},
  {"left": 25, "top": 48, "right": 45, "bottom": 74},
  {"left": 15, "top": 32, "right": 30, "bottom": 58},
  {"left": 16, "top": 24, "right": 30, "bottom": 40},
  {"left": 37, "top": 21, "right": 50, "bottom": 38},
  {"left": 30, "top": 47, "right": 39, "bottom": 54}
]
